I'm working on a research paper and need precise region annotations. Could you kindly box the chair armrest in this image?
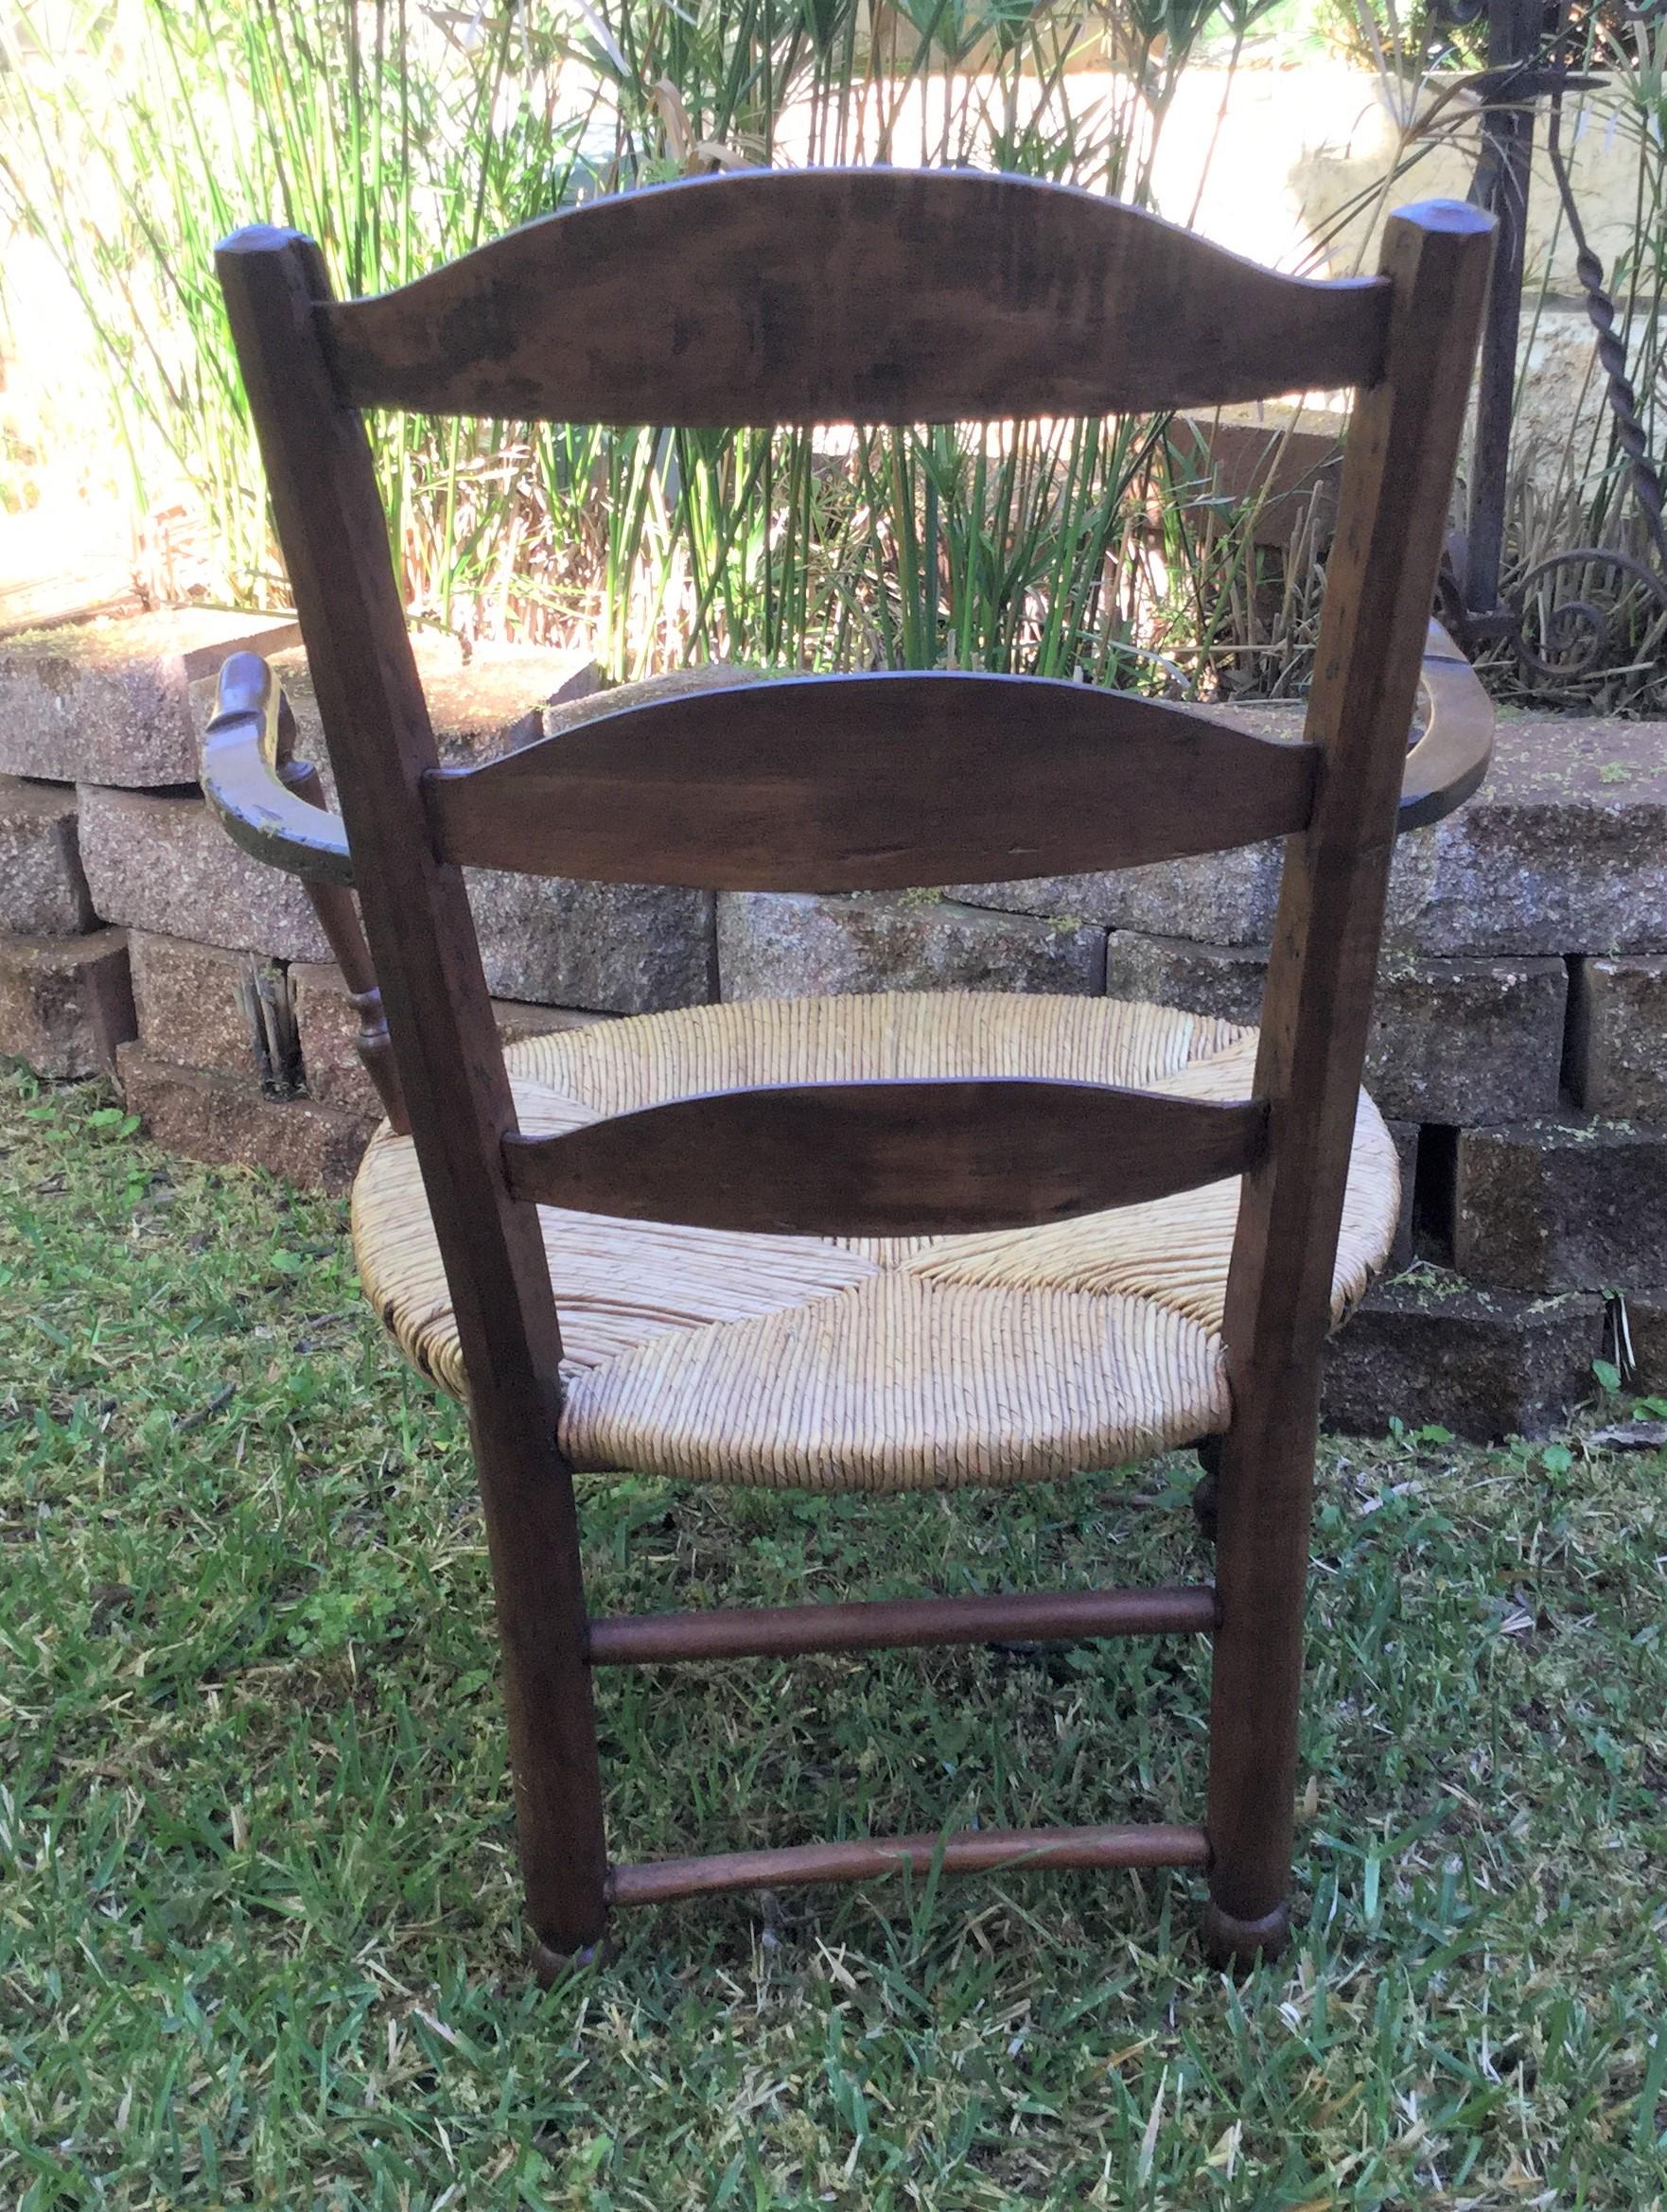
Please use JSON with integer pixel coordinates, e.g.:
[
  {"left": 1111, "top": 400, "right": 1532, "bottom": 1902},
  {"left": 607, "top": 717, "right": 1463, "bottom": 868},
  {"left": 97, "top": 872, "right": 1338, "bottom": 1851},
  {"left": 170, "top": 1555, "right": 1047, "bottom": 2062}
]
[
  {"left": 202, "top": 650, "right": 355, "bottom": 884},
  {"left": 203, "top": 649, "right": 409, "bottom": 1132},
  {"left": 1398, "top": 621, "right": 1493, "bottom": 833}
]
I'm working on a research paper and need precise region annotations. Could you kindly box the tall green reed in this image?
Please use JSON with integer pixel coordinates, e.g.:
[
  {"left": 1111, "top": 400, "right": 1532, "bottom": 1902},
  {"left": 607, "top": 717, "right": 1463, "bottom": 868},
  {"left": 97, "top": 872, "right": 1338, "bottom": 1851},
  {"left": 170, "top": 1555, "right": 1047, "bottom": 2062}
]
[
  {"left": 4, "top": 0, "right": 1232, "bottom": 685},
  {"left": 13, "top": 0, "right": 1658, "bottom": 702}
]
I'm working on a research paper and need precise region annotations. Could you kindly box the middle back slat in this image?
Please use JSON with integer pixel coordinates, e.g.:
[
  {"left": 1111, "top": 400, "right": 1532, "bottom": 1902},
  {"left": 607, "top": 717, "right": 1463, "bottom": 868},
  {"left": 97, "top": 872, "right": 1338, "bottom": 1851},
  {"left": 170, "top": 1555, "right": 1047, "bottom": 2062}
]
[{"left": 424, "top": 672, "right": 1318, "bottom": 890}]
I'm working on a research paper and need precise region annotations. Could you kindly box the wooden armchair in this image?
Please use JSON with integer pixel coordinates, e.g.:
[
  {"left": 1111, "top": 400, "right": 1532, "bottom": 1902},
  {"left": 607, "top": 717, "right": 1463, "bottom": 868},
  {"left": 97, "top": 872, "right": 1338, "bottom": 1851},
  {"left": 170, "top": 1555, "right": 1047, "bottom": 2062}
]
[{"left": 205, "top": 171, "right": 1493, "bottom": 1975}]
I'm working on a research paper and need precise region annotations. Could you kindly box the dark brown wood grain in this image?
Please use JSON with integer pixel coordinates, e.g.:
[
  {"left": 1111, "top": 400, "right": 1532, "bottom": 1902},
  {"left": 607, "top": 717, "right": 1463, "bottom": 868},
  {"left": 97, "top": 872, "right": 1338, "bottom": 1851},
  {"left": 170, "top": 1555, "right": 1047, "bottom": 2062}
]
[
  {"left": 217, "top": 172, "right": 1495, "bottom": 1971},
  {"left": 322, "top": 168, "right": 1389, "bottom": 427},
  {"left": 202, "top": 655, "right": 408, "bottom": 1126},
  {"left": 587, "top": 1585, "right": 1218, "bottom": 1665},
  {"left": 608, "top": 1823, "right": 1212, "bottom": 1906},
  {"left": 501, "top": 1079, "right": 1268, "bottom": 1237},
  {"left": 425, "top": 673, "right": 1319, "bottom": 890},
  {"left": 218, "top": 224, "right": 609, "bottom": 1959},
  {"left": 202, "top": 650, "right": 355, "bottom": 884},
  {"left": 1204, "top": 200, "right": 1494, "bottom": 1966},
  {"left": 1399, "top": 619, "right": 1495, "bottom": 832}
]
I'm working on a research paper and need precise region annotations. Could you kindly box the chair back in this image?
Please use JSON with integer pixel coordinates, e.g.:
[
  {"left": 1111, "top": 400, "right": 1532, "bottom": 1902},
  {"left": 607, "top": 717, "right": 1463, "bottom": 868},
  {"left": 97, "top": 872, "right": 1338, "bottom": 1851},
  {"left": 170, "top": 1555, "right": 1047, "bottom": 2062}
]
[{"left": 216, "top": 171, "right": 1491, "bottom": 1404}]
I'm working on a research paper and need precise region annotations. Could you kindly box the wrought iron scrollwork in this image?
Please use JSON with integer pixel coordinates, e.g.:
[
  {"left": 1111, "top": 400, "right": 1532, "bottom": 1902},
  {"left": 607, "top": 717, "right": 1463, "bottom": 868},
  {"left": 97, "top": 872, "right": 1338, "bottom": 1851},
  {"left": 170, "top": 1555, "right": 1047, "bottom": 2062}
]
[
  {"left": 1430, "top": 0, "right": 1667, "bottom": 699},
  {"left": 1513, "top": 548, "right": 1667, "bottom": 693},
  {"left": 1543, "top": 115, "right": 1667, "bottom": 577}
]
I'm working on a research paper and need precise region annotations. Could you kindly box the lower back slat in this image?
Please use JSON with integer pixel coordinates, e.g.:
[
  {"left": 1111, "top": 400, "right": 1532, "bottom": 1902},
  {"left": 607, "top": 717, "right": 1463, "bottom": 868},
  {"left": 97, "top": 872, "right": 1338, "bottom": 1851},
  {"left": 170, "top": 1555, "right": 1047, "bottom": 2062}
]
[{"left": 501, "top": 1078, "right": 1265, "bottom": 1238}]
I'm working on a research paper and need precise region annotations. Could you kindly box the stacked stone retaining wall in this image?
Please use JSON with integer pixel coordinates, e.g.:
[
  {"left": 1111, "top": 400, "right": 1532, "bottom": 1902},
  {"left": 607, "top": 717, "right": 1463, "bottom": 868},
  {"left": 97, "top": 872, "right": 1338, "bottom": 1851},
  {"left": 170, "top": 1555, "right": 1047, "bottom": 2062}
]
[{"left": 4, "top": 608, "right": 1664, "bottom": 1439}]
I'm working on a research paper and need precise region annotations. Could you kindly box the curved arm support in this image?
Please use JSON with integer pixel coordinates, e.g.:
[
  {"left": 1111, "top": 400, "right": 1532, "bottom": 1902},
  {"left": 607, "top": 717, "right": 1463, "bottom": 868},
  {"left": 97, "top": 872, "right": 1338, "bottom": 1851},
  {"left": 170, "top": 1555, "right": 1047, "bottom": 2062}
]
[
  {"left": 203, "top": 650, "right": 356, "bottom": 884},
  {"left": 203, "top": 651, "right": 408, "bottom": 1132},
  {"left": 1398, "top": 621, "right": 1493, "bottom": 832}
]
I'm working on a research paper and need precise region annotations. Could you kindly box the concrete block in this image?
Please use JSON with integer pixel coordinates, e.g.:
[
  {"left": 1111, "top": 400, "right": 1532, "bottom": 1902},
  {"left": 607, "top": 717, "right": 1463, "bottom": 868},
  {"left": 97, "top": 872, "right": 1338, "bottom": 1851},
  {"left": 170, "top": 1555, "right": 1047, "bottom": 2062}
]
[
  {"left": 0, "top": 610, "right": 300, "bottom": 786},
  {"left": 1104, "top": 931, "right": 1267, "bottom": 1026},
  {"left": 289, "top": 962, "right": 379, "bottom": 1115},
  {"left": 77, "top": 785, "right": 330, "bottom": 961},
  {"left": 947, "top": 698, "right": 1301, "bottom": 943},
  {"left": 275, "top": 635, "right": 601, "bottom": 786},
  {"left": 129, "top": 929, "right": 292, "bottom": 1085},
  {"left": 116, "top": 1044, "right": 374, "bottom": 1196},
  {"left": 948, "top": 839, "right": 1284, "bottom": 947},
  {"left": 1566, "top": 956, "right": 1667, "bottom": 1122},
  {"left": 1624, "top": 1288, "right": 1667, "bottom": 1394},
  {"left": 79, "top": 782, "right": 713, "bottom": 1009},
  {"left": 1366, "top": 952, "right": 1568, "bottom": 1122},
  {"left": 467, "top": 873, "right": 714, "bottom": 1012},
  {"left": 1322, "top": 1271, "right": 1606, "bottom": 1441},
  {"left": 0, "top": 776, "right": 95, "bottom": 935},
  {"left": 1382, "top": 717, "right": 1667, "bottom": 956},
  {"left": 717, "top": 890, "right": 1107, "bottom": 1001},
  {"left": 276, "top": 654, "right": 763, "bottom": 808},
  {"left": 939, "top": 711, "right": 1667, "bottom": 960},
  {"left": 290, "top": 959, "right": 612, "bottom": 1114},
  {"left": 0, "top": 926, "right": 135, "bottom": 1078},
  {"left": 1100, "top": 933, "right": 1567, "bottom": 1123},
  {"left": 0, "top": 615, "right": 588, "bottom": 794},
  {"left": 1453, "top": 1119, "right": 1667, "bottom": 1292}
]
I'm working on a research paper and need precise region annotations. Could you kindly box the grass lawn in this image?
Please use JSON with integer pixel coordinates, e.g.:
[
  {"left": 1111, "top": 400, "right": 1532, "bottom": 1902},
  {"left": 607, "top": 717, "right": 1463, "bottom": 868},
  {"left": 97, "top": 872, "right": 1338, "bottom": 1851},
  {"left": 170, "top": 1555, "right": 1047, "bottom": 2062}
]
[{"left": 3, "top": 1064, "right": 1665, "bottom": 2209}]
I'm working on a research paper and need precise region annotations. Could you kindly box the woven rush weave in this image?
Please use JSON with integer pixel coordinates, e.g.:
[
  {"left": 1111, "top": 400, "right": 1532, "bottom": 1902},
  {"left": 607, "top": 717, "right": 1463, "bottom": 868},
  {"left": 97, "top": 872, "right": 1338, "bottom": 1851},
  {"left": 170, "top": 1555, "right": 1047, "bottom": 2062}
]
[{"left": 351, "top": 992, "right": 1399, "bottom": 1490}]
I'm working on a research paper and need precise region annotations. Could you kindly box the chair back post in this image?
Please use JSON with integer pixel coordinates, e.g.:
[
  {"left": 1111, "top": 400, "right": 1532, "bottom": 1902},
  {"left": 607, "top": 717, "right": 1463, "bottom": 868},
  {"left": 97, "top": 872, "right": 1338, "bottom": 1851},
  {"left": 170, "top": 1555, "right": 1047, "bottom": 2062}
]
[
  {"left": 215, "top": 225, "right": 607, "bottom": 1950},
  {"left": 1207, "top": 200, "right": 1495, "bottom": 1935}
]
